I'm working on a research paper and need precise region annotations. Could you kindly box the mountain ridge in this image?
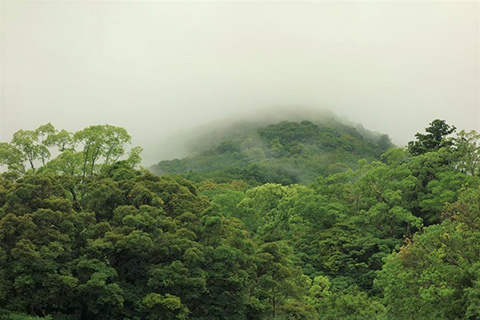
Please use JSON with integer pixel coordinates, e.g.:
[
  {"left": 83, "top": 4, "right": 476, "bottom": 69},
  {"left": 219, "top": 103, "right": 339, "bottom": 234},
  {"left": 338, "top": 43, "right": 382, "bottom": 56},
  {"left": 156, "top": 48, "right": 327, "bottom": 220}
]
[{"left": 150, "top": 118, "right": 393, "bottom": 185}]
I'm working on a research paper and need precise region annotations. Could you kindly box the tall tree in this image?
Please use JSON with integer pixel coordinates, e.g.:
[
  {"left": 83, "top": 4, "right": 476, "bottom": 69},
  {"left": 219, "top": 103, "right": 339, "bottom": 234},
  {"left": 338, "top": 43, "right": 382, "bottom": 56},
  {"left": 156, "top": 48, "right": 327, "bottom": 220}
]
[
  {"left": 73, "top": 125, "right": 131, "bottom": 177},
  {"left": 11, "top": 129, "right": 40, "bottom": 171},
  {"left": 376, "top": 187, "right": 480, "bottom": 319},
  {"left": 35, "top": 123, "right": 56, "bottom": 166},
  {"left": 455, "top": 130, "right": 480, "bottom": 176},
  {"left": 0, "top": 142, "right": 26, "bottom": 174},
  {"left": 408, "top": 119, "right": 456, "bottom": 156}
]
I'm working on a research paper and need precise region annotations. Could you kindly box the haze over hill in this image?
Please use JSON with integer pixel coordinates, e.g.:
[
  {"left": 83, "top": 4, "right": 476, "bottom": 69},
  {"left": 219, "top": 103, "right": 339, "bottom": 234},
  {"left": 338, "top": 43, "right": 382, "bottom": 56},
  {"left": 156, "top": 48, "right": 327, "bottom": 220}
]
[
  {"left": 153, "top": 107, "right": 366, "bottom": 161},
  {"left": 2, "top": 1, "right": 478, "bottom": 166},
  {"left": 150, "top": 117, "right": 393, "bottom": 185}
]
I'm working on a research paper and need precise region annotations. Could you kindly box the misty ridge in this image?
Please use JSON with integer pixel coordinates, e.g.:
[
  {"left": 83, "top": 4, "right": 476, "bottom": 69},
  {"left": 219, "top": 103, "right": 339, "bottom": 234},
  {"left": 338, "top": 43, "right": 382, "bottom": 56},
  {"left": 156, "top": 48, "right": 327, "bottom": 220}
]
[
  {"left": 153, "top": 106, "right": 392, "bottom": 163},
  {"left": 0, "top": 107, "right": 390, "bottom": 177},
  {"left": 0, "top": 107, "right": 390, "bottom": 175},
  {"left": 149, "top": 107, "right": 395, "bottom": 186}
]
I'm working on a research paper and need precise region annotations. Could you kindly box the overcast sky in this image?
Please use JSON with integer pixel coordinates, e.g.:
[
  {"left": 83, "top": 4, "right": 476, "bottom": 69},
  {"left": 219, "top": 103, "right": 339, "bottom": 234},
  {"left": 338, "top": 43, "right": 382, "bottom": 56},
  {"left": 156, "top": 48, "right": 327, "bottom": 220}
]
[{"left": 1, "top": 1, "right": 479, "bottom": 165}]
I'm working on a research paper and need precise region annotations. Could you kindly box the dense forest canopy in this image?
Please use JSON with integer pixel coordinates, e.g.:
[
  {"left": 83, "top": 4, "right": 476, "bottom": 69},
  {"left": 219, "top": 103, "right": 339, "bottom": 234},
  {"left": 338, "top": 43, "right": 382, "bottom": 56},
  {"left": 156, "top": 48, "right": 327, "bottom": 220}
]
[
  {"left": 0, "top": 119, "right": 480, "bottom": 319},
  {"left": 150, "top": 119, "right": 393, "bottom": 185}
]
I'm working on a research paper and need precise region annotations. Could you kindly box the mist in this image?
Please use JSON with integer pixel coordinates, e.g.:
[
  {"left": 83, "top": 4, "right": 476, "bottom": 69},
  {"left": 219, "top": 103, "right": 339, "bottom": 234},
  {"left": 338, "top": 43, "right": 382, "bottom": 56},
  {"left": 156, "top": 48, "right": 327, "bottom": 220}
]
[{"left": 1, "top": 1, "right": 478, "bottom": 166}]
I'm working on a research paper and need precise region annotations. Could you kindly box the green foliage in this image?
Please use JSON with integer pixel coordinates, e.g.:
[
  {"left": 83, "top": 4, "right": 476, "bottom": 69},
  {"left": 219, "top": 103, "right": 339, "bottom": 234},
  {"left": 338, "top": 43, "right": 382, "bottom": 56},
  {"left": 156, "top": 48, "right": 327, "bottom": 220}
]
[
  {"left": 408, "top": 119, "right": 456, "bottom": 156},
  {"left": 0, "top": 309, "right": 53, "bottom": 320},
  {"left": 151, "top": 120, "right": 391, "bottom": 185},
  {"left": 0, "top": 124, "right": 142, "bottom": 178},
  {"left": 376, "top": 187, "right": 480, "bottom": 319},
  {"left": 455, "top": 130, "right": 480, "bottom": 176},
  {"left": 0, "top": 165, "right": 311, "bottom": 319},
  {"left": 2, "top": 118, "right": 480, "bottom": 319},
  {"left": 307, "top": 276, "right": 385, "bottom": 320},
  {"left": 0, "top": 142, "right": 26, "bottom": 174},
  {"left": 0, "top": 166, "right": 212, "bottom": 318},
  {"left": 142, "top": 293, "right": 189, "bottom": 320}
]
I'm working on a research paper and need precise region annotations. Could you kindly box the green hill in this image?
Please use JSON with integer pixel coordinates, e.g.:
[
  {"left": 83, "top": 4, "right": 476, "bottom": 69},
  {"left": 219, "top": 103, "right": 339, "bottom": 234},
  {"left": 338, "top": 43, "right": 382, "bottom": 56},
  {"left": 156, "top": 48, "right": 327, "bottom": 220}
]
[
  {"left": 150, "top": 119, "right": 393, "bottom": 185},
  {"left": 3, "top": 120, "right": 480, "bottom": 319}
]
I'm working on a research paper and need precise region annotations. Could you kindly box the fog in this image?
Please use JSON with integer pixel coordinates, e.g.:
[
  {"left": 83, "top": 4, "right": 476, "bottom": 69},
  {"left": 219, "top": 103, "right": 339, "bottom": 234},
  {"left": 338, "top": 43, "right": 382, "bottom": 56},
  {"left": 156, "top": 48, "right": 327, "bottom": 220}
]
[{"left": 1, "top": 1, "right": 478, "bottom": 165}]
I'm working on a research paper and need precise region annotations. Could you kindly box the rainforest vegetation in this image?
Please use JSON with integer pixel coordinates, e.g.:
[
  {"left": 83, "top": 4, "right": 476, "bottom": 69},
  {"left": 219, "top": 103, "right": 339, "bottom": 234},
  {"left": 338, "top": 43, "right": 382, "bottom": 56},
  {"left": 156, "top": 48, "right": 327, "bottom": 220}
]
[
  {"left": 151, "top": 119, "right": 393, "bottom": 185},
  {"left": 0, "top": 118, "right": 480, "bottom": 319}
]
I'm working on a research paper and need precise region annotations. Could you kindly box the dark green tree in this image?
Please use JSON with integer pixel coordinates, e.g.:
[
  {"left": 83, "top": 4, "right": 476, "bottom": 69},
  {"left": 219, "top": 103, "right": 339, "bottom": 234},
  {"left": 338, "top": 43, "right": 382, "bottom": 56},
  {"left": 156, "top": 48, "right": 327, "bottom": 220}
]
[{"left": 408, "top": 119, "right": 456, "bottom": 156}]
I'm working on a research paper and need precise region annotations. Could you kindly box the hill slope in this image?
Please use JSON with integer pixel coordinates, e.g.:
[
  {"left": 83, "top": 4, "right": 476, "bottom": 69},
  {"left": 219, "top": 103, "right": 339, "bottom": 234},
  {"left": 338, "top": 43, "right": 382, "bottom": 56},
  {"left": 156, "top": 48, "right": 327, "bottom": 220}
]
[{"left": 150, "top": 119, "right": 393, "bottom": 185}]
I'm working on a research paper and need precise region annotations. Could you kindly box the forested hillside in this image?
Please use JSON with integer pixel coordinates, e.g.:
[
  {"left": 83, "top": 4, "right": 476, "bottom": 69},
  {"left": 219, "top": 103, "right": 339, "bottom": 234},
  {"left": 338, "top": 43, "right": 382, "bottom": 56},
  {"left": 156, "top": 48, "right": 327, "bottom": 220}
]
[
  {"left": 150, "top": 120, "right": 393, "bottom": 185},
  {"left": 1, "top": 119, "right": 480, "bottom": 319}
]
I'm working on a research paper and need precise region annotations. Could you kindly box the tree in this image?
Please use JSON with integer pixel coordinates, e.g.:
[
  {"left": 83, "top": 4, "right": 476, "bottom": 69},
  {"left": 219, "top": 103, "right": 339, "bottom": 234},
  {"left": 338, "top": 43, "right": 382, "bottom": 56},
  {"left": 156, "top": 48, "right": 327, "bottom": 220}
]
[
  {"left": 34, "top": 123, "right": 56, "bottom": 166},
  {"left": 408, "top": 119, "right": 456, "bottom": 156},
  {"left": 46, "top": 129, "right": 73, "bottom": 152},
  {"left": 11, "top": 129, "right": 40, "bottom": 171},
  {"left": 1, "top": 124, "right": 138, "bottom": 178},
  {"left": 6, "top": 124, "right": 58, "bottom": 171},
  {"left": 377, "top": 134, "right": 393, "bottom": 152},
  {"left": 376, "top": 187, "right": 480, "bottom": 319},
  {"left": 72, "top": 125, "right": 132, "bottom": 177},
  {"left": 74, "top": 125, "right": 106, "bottom": 177},
  {"left": 251, "top": 241, "right": 313, "bottom": 319},
  {"left": 455, "top": 130, "right": 480, "bottom": 176},
  {"left": 0, "top": 142, "right": 26, "bottom": 174},
  {"left": 141, "top": 293, "right": 189, "bottom": 320},
  {"left": 75, "top": 258, "right": 124, "bottom": 319},
  {"left": 307, "top": 276, "right": 385, "bottom": 320},
  {"left": 236, "top": 183, "right": 289, "bottom": 235}
]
